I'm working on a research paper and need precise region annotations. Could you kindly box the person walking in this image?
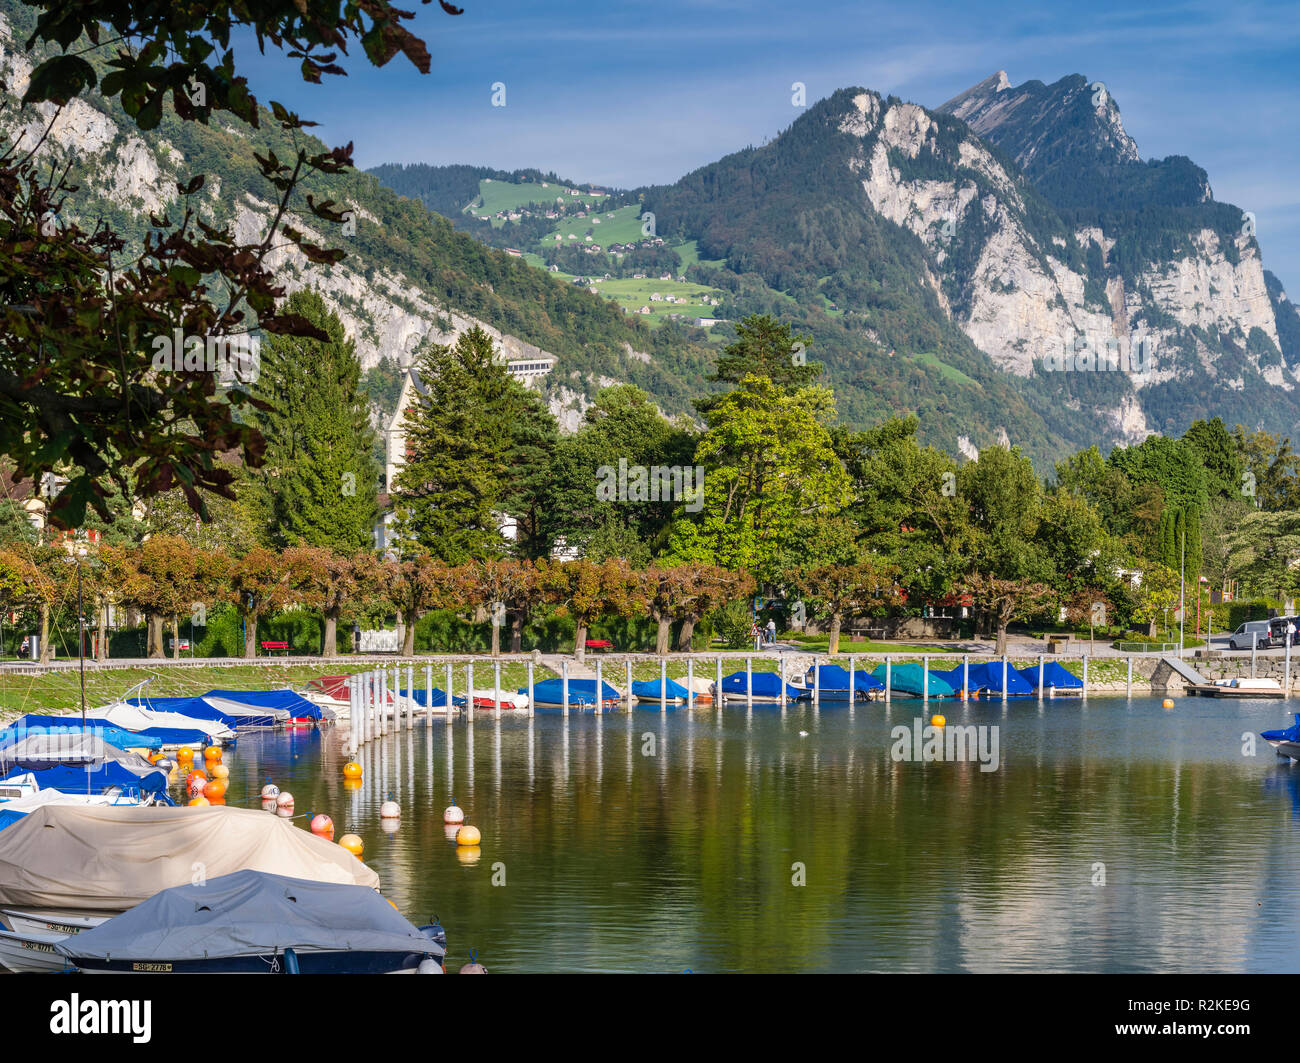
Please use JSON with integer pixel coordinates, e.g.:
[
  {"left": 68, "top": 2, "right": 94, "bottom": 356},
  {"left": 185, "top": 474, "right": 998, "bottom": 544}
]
[{"left": 766, "top": 618, "right": 777, "bottom": 646}]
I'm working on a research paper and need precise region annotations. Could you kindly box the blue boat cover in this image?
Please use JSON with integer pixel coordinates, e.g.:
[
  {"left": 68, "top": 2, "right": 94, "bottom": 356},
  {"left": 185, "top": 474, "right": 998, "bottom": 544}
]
[
  {"left": 870, "top": 663, "right": 956, "bottom": 697},
  {"left": 201, "top": 689, "right": 323, "bottom": 721},
  {"left": 57, "top": 870, "right": 442, "bottom": 965},
  {"left": 719, "top": 671, "right": 809, "bottom": 698},
  {"left": 933, "top": 662, "right": 1034, "bottom": 695},
  {"left": 805, "top": 664, "right": 884, "bottom": 692},
  {"left": 400, "top": 688, "right": 469, "bottom": 708},
  {"left": 1, "top": 762, "right": 169, "bottom": 796},
  {"left": 1016, "top": 661, "right": 1083, "bottom": 690},
  {"left": 31, "top": 716, "right": 213, "bottom": 747},
  {"left": 128, "top": 696, "right": 242, "bottom": 727},
  {"left": 1262, "top": 713, "right": 1300, "bottom": 742},
  {"left": 3, "top": 716, "right": 162, "bottom": 752},
  {"left": 523, "top": 678, "right": 620, "bottom": 706},
  {"left": 631, "top": 678, "right": 693, "bottom": 700}
]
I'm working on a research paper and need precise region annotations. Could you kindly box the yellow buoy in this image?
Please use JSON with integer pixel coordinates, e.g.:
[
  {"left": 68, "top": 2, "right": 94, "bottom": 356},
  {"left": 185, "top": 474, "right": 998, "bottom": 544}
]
[
  {"left": 930, "top": 714, "right": 946, "bottom": 729},
  {"left": 339, "top": 834, "right": 364, "bottom": 856},
  {"left": 455, "top": 824, "right": 481, "bottom": 847},
  {"left": 204, "top": 745, "right": 222, "bottom": 761},
  {"left": 176, "top": 747, "right": 195, "bottom": 765},
  {"left": 343, "top": 761, "right": 362, "bottom": 780},
  {"left": 188, "top": 796, "right": 209, "bottom": 807},
  {"left": 1162, "top": 698, "right": 1175, "bottom": 709},
  {"left": 210, "top": 763, "right": 230, "bottom": 780}
]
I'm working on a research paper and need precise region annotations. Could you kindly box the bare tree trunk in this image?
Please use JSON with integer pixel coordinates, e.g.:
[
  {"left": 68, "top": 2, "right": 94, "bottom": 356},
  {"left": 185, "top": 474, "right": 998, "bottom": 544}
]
[
  {"left": 996, "top": 623, "right": 1008, "bottom": 657},
  {"left": 323, "top": 612, "right": 338, "bottom": 657},
  {"left": 171, "top": 616, "right": 181, "bottom": 659},
  {"left": 509, "top": 612, "right": 524, "bottom": 654},
  {"left": 490, "top": 616, "right": 501, "bottom": 657},
  {"left": 828, "top": 613, "right": 843, "bottom": 655},
  {"left": 573, "top": 623, "right": 587, "bottom": 663},
  {"left": 96, "top": 604, "right": 107, "bottom": 662},
  {"left": 147, "top": 614, "right": 164, "bottom": 659},
  {"left": 676, "top": 616, "right": 696, "bottom": 652},
  {"left": 655, "top": 615, "right": 671, "bottom": 656},
  {"left": 39, "top": 603, "right": 49, "bottom": 664},
  {"left": 402, "top": 610, "right": 416, "bottom": 656},
  {"left": 243, "top": 614, "right": 257, "bottom": 658}
]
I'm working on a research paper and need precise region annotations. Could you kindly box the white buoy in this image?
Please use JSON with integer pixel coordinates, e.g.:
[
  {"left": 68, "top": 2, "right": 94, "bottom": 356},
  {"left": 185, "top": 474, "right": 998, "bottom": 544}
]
[
  {"left": 276, "top": 791, "right": 294, "bottom": 811},
  {"left": 417, "top": 958, "right": 444, "bottom": 974},
  {"left": 443, "top": 801, "right": 464, "bottom": 825},
  {"left": 261, "top": 782, "right": 280, "bottom": 799},
  {"left": 380, "top": 800, "right": 401, "bottom": 819}
]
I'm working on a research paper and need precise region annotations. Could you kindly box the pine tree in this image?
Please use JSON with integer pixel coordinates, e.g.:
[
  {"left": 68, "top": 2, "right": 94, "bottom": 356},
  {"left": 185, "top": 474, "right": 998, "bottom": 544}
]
[
  {"left": 251, "top": 289, "right": 380, "bottom": 552},
  {"left": 393, "top": 325, "right": 513, "bottom": 563}
]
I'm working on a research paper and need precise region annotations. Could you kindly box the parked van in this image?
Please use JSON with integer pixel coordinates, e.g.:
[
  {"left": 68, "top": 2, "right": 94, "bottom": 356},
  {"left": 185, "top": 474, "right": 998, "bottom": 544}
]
[
  {"left": 1267, "top": 616, "right": 1299, "bottom": 649},
  {"left": 1229, "top": 620, "right": 1272, "bottom": 650}
]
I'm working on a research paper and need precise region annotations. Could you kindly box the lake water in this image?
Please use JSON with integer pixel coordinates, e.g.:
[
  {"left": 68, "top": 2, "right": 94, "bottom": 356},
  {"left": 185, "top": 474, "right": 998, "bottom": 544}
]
[{"left": 222, "top": 695, "right": 1300, "bottom": 973}]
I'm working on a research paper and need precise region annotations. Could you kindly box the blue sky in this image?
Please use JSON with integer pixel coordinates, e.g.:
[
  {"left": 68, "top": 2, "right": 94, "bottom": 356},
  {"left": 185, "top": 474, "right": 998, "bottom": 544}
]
[{"left": 235, "top": 0, "right": 1300, "bottom": 284}]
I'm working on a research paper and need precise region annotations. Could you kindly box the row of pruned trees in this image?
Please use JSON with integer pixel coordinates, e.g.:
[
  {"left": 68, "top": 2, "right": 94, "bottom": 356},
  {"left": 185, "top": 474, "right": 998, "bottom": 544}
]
[{"left": 0, "top": 539, "right": 757, "bottom": 662}]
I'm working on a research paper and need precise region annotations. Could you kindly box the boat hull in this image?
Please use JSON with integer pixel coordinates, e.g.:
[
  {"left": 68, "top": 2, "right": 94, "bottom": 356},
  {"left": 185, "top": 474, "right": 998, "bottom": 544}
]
[
  {"left": 1, "top": 908, "right": 110, "bottom": 935},
  {"left": 0, "top": 929, "right": 73, "bottom": 972},
  {"left": 67, "top": 949, "right": 438, "bottom": 974}
]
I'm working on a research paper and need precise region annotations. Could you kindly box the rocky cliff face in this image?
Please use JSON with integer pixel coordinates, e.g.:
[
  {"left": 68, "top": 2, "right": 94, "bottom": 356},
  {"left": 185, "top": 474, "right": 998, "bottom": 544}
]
[{"left": 836, "top": 77, "right": 1299, "bottom": 442}]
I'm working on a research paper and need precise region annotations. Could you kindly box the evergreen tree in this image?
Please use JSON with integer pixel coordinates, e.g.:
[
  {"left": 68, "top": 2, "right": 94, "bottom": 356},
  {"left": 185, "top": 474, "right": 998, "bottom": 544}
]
[
  {"left": 696, "top": 315, "right": 822, "bottom": 414},
  {"left": 251, "top": 289, "right": 380, "bottom": 552},
  {"left": 500, "top": 382, "right": 560, "bottom": 559},
  {"left": 393, "top": 326, "right": 513, "bottom": 563}
]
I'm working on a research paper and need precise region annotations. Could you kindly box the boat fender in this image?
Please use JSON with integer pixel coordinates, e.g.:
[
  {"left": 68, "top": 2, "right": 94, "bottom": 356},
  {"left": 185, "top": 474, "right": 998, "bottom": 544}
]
[
  {"left": 459, "top": 949, "right": 488, "bottom": 974},
  {"left": 443, "top": 800, "right": 464, "bottom": 824}
]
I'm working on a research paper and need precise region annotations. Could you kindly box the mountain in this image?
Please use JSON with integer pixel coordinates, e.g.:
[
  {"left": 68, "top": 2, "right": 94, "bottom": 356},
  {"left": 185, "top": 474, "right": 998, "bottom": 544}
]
[{"left": 377, "top": 73, "right": 1300, "bottom": 460}]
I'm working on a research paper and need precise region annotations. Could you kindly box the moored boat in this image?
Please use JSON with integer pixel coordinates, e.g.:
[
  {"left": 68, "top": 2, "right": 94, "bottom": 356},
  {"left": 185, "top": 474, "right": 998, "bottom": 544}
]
[
  {"left": 718, "top": 671, "right": 809, "bottom": 703},
  {"left": 57, "top": 870, "right": 445, "bottom": 974},
  {"left": 0, "top": 928, "right": 71, "bottom": 973}
]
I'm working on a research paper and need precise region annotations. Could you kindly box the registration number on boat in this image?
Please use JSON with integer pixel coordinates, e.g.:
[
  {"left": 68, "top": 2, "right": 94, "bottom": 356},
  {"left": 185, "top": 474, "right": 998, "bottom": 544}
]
[{"left": 131, "top": 962, "right": 172, "bottom": 972}]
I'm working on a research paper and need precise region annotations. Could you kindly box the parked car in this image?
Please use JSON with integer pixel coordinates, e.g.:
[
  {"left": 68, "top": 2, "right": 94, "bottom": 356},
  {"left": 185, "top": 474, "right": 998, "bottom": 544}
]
[{"left": 1229, "top": 620, "right": 1272, "bottom": 650}]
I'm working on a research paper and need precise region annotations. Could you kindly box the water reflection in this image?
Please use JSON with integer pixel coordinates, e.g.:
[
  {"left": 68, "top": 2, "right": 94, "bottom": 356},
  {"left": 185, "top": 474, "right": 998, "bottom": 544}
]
[{"left": 222, "top": 696, "right": 1300, "bottom": 973}]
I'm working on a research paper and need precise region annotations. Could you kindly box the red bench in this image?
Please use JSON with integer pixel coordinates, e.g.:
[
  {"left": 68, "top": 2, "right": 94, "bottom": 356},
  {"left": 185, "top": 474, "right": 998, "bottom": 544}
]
[
  {"left": 585, "top": 639, "right": 613, "bottom": 652},
  {"left": 260, "top": 640, "right": 291, "bottom": 655}
]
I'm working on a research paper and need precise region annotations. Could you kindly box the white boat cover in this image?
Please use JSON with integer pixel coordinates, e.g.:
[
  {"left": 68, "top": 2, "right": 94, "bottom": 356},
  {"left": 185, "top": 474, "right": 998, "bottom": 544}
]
[
  {"left": 57, "top": 870, "right": 440, "bottom": 962},
  {"left": 0, "top": 790, "right": 142, "bottom": 815},
  {"left": 90, "top": 702, "right": 235, "bottom": 741},
  {"left": 0, "top": 805, "right": 379, "bottom": 910}
]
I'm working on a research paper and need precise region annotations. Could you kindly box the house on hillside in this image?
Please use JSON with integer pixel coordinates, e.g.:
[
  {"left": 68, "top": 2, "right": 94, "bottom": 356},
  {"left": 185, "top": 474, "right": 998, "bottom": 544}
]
[{"left": 637, "top": 305, "right": 651, "bottom": 314}]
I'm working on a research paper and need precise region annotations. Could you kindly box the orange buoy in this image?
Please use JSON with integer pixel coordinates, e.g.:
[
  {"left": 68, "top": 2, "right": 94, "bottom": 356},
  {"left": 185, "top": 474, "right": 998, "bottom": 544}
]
[
  {"left": 204, "top": 745, "right": 222, "bottom": 761},
  {"left": 210, "top": 763, "right": 230, "bottom": 780},
  {"left": 148, "top": 752, "right": 164, "bottom": 765},
  {"left": 311, "top": 814, "right": 334, "bottom": 836},
  {"left": 339, "top": 834, "right": 364, "bottom": 856},
  {"left": 176, "top": 747, "right": 195, "bottom": 765},
  {"left": 188, "top": 795, "right": 209, "bottom": 807},
  {"left": 930, "top": 714, "right": 946, "bottom": 728},
  {"left": 455, "top": 824, "right": 481, "bottom": 847},
  {"left": 203, "top": 779, "right": 227, "bottom": 800},
  {"left": 343, "top": 762, "right": 362, "bottom": 780}
]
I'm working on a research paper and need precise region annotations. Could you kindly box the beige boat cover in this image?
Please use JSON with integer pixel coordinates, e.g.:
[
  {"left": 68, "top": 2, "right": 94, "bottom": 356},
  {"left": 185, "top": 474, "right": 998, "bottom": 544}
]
[{"left": 0, "top": 805, "right": 379, "bottom": 910}]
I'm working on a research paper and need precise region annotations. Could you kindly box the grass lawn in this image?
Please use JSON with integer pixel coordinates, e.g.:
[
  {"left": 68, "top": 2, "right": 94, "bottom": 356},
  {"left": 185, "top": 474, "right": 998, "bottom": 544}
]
[
  {"left": 0, "top": 661, "right": 559, "bottom": 723},
  {"left": 539, "top": 203, "right": 644, "bottom": 248}
]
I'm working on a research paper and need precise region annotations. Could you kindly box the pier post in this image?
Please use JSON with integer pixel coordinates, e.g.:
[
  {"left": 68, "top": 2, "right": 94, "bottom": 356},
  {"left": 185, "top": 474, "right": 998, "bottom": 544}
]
[
  {"left": 813, "top": 656, "right": 820, "bottom": 703},
  {"left": 1037, "top": 656, "right": 1045, "bottom": 703},
  {"left": 426, "top": 664, "right": 433, "bottom": 724},
  {"left": 1286, "top": 638, "right": 1292, "bottom": 697},
  {"left": 561, "top": 658, "right": 569, "bottom": 717},
  {"left": 467, "top": 660, "right": 475, "bottom": 715},
  {"left": 348, "top": 676, "right": 358, "bottom": 754},
  {"left": 1126, "top": 656, "right": 1132, "bottom": 699},
  {"left": 745, "top": 656, "right": 753, "bottom": 710},
  {"left": 847, "top": 655, "right": 854, "bottom": 704},
  {"left": 494, "top": 660, "right": 503, "bottom": 716},
  {"left": 687, "top": 658, "right": 695, "bottom": 709},
  {"left": 444, "top": 662, "right": 454, "bottom": 725},
  {"left": 406, "top": 663, "right": 414, "bottom": 729},
  {"left": 1001, "top": 656, "right": 1008, "bottom": 703},
  {"left": 716, "top": 657, "right": 723, "bottom": 706},
  {"left": 594, "top": 658, "right": 603, "bottom": 715},
  {"left": 1252, "top": 633, "right": 1258, "bottom": 678},
  {"left": 1082, "top": 654, "right": 1089, "bottom": 699},
  {"left": 625, "top": 660, "right": 633, "bottom": 713},
  {"left": 885, "top": 655, "right": 892, "bottom": 703},
  {"left": 922, "top": 655, "right": 929, "bottom": 705},
  {"left": 527, "top": 660, "right": 535, "bottom": 718},
  {"left": 660, "top": 657, "right": 667, "bottom": 713},
  {"left": 379, "top": 669, "right": 388, "bottom": 737},
  {"left": 962, "top": 654, "right": 969, "bottom": 702}
]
